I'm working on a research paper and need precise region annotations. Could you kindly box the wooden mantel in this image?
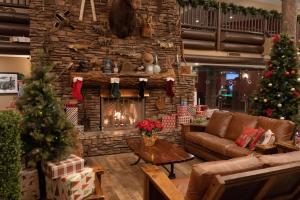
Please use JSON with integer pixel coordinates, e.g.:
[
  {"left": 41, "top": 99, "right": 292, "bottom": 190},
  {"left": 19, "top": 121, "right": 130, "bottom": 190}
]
[{"left": 70, "top": 69, "right": 176, "bottom": 88}]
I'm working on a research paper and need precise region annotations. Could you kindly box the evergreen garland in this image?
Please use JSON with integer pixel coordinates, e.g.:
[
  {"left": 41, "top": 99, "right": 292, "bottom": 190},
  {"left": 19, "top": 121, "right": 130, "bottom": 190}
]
[{"left": 177, "top": 0, "right": 300, "bottom": 22}]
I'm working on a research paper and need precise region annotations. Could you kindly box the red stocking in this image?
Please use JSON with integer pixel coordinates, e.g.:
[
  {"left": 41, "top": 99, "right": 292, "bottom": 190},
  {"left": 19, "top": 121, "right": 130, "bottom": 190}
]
[
  {"left": 72, "top": 77, "right": 83, "bottom": 101},
  {"left": 166, "top": 78, "right": 175, "bottom": 98}
]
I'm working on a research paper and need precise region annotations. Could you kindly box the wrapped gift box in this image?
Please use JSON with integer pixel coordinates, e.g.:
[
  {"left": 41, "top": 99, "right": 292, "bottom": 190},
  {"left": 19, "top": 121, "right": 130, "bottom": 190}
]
[
  {"left": 46, "top": 167, "right": 95, "bottom": 200},
  {"left": 21, "top": 169, "right": 40, "bottom": 200},
  {"left": 177, "top": 115, "right": 192, "bottom": 125},
  {"left": 187, "top": 105, "right": 196, "bottom": 116},
  {"left": 44, "top": 154, "right": 84, "bottom": 179},
  {"left": 196, "top": 105, "right": 209, "bottom": 113},
  {"left": 65, "top": 104, "right": 78, "bottom": 126},
  {"left": 177, "top": 105, "right": 189, "bottom": 116},
  {"left": 162, "top": 114, "right": 176, "bottom": 130}
]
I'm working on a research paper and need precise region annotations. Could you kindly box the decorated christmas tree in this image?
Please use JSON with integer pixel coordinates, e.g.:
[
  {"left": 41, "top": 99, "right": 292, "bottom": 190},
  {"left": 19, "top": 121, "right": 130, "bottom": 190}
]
[
  {"left": 16, "top": 52, "right": 75, "bottom": 167},
  {"left": 250, "top": 33, "right": 300, "bottom": 120}
]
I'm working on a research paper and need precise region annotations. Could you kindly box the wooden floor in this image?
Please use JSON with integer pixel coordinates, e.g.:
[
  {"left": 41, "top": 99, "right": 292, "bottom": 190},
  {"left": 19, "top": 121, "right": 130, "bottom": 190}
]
[{"left": 87, "top": 152, "right": 201, "bottom": 200}]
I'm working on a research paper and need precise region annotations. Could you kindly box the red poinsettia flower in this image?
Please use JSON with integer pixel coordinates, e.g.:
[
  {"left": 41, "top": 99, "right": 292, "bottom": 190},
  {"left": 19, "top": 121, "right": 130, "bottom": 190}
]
[
  {"left": 136, "top": 119, "right": 163, "bottom": 135},
  {"left": 265, "top": 108, "right": 273, "bottom": 117},
  {"left": 264, "top": 70, "right": 273, "bottom": 78},
  {"left": 272, "top": 34, "right": 280, "bottom": 42}
]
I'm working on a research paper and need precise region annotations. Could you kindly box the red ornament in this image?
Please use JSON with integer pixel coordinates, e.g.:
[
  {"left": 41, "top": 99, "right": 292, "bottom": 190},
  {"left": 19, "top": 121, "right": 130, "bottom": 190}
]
[
  {"left": 283, "top": 71, "right": 290, "bottom": 77},
  {"left": 265, "top": 108, "right": 273, "bottom": 117},
  {"left": 268, "top": 63, "right": 273, "bottom": 68},
  {"left": 293, "top": 91, "right": 300, "bottom": 98},
  {"left": 272, "top": 34, "right": 280, "bottom": 42},
  {"left": 264, "top": 70, "right": 273, "bottom": 78}
]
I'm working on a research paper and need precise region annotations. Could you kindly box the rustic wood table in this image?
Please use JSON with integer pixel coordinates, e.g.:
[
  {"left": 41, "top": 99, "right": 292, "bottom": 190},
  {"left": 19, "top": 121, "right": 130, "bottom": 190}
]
[
  {"left": 276, "top": 140, "right": 300, "bottom": 153},
  {"left": 126, "top": 138, "right": 194, "bottom": 179}
]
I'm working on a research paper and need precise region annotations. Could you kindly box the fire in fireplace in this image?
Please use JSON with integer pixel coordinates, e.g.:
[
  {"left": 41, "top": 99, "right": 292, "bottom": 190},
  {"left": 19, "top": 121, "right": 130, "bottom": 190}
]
[{"left": 101, "top": 97, "right": 145, "bottom": 130}]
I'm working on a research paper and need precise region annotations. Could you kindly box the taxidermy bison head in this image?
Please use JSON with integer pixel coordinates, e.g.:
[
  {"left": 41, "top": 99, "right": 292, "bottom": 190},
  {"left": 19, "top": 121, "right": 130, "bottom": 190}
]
[{"left": 109, "top": 0, "right": 137, "bottom": 39}]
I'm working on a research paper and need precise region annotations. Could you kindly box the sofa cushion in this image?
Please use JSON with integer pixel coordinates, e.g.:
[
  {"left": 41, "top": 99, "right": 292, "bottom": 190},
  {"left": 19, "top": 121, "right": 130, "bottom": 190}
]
[
  {"left": 185, "top": 132, "right": 235, "bottom": 156},
  {"left": 205, "top": 111, "right": 232, "bottom": 137},
  {"left": 225, "top": 145, "right": 253, "bottom": 158},
  {"left": 257, "top": 116, "right": 295, "bottom": 141},
  {"left": 185, "top": 156, "right": 264, "bottom": 200},
  {"left": 259, "top": 151, "right": 300, "bottom": 167},
  {"left": 172, "top": 178, "right": 189, "bottom": 197},
  {"left": 225, "top": 112, "right": 258, "bottom": 140}
]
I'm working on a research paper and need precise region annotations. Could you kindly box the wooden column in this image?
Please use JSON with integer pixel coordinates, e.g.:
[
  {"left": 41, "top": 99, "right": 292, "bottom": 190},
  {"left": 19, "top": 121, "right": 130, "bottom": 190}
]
[{"left": 282, "top": 0, "right": 297, "bottom": 40}]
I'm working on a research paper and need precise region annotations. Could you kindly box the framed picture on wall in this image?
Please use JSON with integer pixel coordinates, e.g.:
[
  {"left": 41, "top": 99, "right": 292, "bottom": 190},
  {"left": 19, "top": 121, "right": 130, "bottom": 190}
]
[{"left": 0, "top": 73, "right": 18, "bottom": 94}]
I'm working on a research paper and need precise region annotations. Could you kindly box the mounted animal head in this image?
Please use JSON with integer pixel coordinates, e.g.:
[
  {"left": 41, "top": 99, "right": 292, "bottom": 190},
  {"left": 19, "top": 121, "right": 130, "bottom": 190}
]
[{"left": 109, "top": 0, "right": 137, "bottom": 38}]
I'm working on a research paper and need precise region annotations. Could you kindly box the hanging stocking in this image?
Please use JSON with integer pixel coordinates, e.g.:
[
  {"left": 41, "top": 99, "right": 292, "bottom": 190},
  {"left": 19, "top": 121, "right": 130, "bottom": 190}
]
[
  {"left": 111, "top": 78, "right": 120, "bottom": 98},
  {"left": 138, "top": 78, "right": 148, "bottom": 98},
  {"left": 166, "top": 77, "right": 175, "bottom": 98},
  {"left": 72, "top": 77, "right": 83, "bottom": 101}
]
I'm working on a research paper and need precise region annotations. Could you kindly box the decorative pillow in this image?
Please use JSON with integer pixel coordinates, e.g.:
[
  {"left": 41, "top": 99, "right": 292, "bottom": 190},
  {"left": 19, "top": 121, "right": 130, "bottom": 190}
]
[
  {"left": 248, "top": 127, "right": 266, "bottom": 150},
  {"left": 235, "top": 127, "right": 258, "bottom": 148},
  {"left": 257, "top": 129, "right": 276, "bottom": 145}
]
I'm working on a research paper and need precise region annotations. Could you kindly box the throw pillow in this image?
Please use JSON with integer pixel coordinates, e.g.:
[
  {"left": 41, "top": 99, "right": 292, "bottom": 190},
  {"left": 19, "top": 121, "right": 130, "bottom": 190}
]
[
  {"left": 257, "top": 129, "right": 276, "bottom": 145},
  {"left": 248, "top": 127, "right": 266, "bottom": 150},
  {"left": 235, "top": 127, "right": 258, "bottom": 148}
]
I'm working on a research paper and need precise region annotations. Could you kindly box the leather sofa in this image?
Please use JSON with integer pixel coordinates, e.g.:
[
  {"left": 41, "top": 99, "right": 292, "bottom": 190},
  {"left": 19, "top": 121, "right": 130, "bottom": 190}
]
[
  {"left": 142, "top": 151, "right": 300, "bottom": 200},
  {"left": 181, "top": 111, "right": 295, "bottom": 161}
]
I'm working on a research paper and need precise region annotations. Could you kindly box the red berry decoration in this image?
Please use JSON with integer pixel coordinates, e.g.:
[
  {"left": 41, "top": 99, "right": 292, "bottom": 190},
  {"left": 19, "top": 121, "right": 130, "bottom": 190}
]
[
  {"left": 265, "top": 108, "right": 273, "bottom": 117},
  {"left": 272, "top": 34, "right": 280, "bottom": 42},
  {"left": 264, "top": 70, "right": 273, "bottom": 78}
]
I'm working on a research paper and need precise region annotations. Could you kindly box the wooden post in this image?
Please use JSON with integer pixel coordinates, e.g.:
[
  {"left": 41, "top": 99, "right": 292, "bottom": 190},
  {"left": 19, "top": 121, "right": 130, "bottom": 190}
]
[
  {"left": 216, "top": 2, "right": 221, "bottom": 51},
  {"left": 282, "top": 0, "right": 297, "bottom": 41}
]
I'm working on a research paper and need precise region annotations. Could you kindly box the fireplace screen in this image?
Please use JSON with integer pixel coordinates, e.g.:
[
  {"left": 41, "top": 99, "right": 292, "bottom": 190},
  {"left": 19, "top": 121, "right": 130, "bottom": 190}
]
[{"left": 101, "top": 97, "right": 145, "bottom": 130}]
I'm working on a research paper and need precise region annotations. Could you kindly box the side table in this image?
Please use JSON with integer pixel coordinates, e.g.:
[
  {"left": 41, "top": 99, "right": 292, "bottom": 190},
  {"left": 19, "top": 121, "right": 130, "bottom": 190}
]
[
  {"left": 276, "top": 140, "right": 300, "bottom": 153},
  {"left": 255, "top": 144, "right": 278, "bottom": 155}
]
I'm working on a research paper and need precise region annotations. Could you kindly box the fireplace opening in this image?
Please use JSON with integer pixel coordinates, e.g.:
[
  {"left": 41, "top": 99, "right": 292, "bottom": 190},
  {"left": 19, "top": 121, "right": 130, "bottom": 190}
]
[{"left": 101, "top": 97, "right": 145, "bottom": 130}]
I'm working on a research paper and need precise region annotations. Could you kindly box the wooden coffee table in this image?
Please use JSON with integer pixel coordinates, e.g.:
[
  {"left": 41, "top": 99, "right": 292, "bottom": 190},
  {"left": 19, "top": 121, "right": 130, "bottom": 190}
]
[{"left": 126, "top": 138, "right": 194, "bottom": 179}]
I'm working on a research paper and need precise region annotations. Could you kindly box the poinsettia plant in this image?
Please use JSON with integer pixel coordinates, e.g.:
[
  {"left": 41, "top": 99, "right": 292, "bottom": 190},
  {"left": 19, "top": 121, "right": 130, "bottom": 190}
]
[{"left": 136, "top": 119, "right": 163, "bottom": 137}]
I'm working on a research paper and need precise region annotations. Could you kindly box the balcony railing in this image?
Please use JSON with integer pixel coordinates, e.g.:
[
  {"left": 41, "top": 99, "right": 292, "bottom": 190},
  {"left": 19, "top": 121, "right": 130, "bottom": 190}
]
[
  {"left": 181, "top": 5, "right": 300, "bottom": 42},
  {"left": 0, "top": 0, "right": 30, "bottom": 8}
]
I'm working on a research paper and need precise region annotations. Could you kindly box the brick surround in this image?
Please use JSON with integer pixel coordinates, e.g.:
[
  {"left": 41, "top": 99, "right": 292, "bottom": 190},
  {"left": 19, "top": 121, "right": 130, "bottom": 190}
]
[{"left": 30, "top": 0, "right": 195, "bottom": 156}]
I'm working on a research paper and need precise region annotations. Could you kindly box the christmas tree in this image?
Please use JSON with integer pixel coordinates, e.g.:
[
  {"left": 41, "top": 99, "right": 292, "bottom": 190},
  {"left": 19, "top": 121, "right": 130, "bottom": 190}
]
[
  {"left": 250, "top": 33, "right": 300, "bottom": 120},
  {"left": 17, "top": 52, "right": 75, "bottom": 167}
]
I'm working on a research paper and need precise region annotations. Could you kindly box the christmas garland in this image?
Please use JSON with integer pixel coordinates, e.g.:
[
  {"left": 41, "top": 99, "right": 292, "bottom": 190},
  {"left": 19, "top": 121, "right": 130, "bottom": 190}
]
[{"left": 177, "top": 0, "right": 300, "bottom": 22}]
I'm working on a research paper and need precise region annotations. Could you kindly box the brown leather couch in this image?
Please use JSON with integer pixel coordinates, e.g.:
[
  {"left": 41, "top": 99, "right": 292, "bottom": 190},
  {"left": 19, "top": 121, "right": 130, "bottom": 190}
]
[
  {"left": 181, "top": 111, "right": 295, "bottom": 161},
  {"left": 142, "top": 151, "right": 300, "bottom": 200}
]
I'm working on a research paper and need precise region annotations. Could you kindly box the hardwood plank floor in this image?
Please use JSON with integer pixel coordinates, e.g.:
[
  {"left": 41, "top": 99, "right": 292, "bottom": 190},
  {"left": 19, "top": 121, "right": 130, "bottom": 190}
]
[{"left": 87, "top": 153, "right": 201, "bottom": 200}]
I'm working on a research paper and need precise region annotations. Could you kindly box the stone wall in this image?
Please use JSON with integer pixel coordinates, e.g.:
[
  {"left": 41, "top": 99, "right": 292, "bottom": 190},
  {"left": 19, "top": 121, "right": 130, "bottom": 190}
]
[{"left": 30, "top": 0, "right": 196, "bottom": 156}]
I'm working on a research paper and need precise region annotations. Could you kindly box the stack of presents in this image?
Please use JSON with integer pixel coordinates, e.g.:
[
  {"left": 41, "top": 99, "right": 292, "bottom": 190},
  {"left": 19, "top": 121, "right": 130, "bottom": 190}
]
[
  {"left": 65, "top": 101, "right": 84, "bottom": 134},
  {"left": 21, "top": 154, "right": 96, "bottom": 200},
  {"left": 161, "top": 103, "right": 213, "bottom": 130}
]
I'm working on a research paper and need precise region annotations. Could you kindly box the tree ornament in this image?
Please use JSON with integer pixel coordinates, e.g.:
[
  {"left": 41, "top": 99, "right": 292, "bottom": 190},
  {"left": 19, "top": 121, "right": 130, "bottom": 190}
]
[
  {"left": 291, "top": 70, "right": 296, "bottom": 75},
  {"left": 265, "top": 108, "right": 273, "bottom": 117},
  {"left": 277, "top": 103, "right": 282, "bottom": 108},
  {"left": 283, "top": 71, "right": 290, "bottom": 77},
  {"left": 268, "top": 83, "right": 272, "bottom": 87},
  {"left": 264, "top": 70, "right": 273, "bottom": 78},
  {"left": 291, "top": 88, "right": 296, "bottom": 92},
  {"left": 272, "top": 34, "right": 280, "bottom": 42},
  {"left": 293, "top": 91, "right": 300, "bottom": 98},
  {"left": 277, "top": 93, "right": 281, "bottom": 97},
  {"left": 263, "top": 99, "right": 268, "bottom": 103},
  {"left": 268, "top": 63, "right": 272, "bottom": 68},
  {"left": 254, "top": 97, "right": 258, "bottom": 101},
  {"left": 297, "top": 77, "right": 300, "bottom": 82}
]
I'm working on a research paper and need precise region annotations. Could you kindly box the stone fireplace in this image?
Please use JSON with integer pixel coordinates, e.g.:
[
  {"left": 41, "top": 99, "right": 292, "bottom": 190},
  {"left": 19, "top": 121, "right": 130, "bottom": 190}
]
[
  {"left": 29, "top": 0, "right": 196, "bottom": 156},
  {"left": 100, "top": 90, "right": 146, "bottom": 130}
]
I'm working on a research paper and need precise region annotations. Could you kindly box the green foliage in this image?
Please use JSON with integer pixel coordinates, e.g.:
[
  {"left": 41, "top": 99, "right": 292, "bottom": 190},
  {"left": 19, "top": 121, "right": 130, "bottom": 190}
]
[
  {"left": 250, "top": 33, "right": 300, "bottom": 120},
  {"left": 0, "top": 111, "right": 22, "bottom": 200},
  {"left": 17, "top": 52, "right": 75, "bottom": 167},
  {"left": 177, "top": 0, "right": 300, "bottom": 21}
]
